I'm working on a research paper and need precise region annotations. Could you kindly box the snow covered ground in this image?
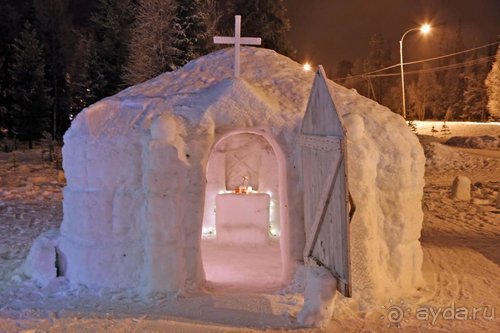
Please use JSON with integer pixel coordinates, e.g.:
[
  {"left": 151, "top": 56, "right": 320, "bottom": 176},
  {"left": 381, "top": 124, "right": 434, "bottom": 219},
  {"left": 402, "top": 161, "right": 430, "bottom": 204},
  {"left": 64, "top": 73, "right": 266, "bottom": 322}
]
[{"left": 0, "top": 121, "right": 499, "bottom": 332}]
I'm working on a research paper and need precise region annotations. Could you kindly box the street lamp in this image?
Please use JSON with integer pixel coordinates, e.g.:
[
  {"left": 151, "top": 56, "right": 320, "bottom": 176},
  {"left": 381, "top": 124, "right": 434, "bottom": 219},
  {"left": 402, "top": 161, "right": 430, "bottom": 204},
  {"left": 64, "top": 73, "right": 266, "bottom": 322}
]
[{"left": 399, "top": 23, "right": 431, "bottom": 119}]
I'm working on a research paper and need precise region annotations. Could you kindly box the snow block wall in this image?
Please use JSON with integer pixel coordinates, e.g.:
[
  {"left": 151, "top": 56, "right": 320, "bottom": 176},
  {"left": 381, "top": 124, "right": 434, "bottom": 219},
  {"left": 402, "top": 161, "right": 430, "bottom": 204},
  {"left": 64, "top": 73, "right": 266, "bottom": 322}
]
[
  {"left": 342, "top": 108, "right": 425, "bottom": 299},
  {"left": 61, "top": 124, "right": 146, "bottom": 288},
  {"left": 24, "top": 47, "right": 425, "bottom": 301}
]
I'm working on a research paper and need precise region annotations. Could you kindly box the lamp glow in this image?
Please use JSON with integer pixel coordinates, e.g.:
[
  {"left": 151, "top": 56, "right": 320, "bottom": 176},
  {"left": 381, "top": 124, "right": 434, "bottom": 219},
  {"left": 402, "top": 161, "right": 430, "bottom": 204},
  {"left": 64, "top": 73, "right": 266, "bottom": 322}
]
[
  {"left": 420, "top": 23, "right": 431, "bottom": 34},
  {"left": 303, "top": 63, "right": 311, "bottom": 71}
]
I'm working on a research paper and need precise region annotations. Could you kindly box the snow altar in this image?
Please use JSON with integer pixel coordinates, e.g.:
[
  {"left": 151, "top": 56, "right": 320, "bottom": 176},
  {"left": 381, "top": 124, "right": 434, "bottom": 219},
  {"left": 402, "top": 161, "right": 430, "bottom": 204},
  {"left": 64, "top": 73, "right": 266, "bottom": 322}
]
[{"left": 24, "top": 47, "right": 425, "bottom": 302}]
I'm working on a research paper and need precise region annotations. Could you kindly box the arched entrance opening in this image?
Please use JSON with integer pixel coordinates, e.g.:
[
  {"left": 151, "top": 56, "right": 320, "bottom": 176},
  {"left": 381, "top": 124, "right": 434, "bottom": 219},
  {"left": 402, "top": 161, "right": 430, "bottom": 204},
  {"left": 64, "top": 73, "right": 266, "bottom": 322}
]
[{"left": 201, "top": 130, "right": 289, "bottom": 292}]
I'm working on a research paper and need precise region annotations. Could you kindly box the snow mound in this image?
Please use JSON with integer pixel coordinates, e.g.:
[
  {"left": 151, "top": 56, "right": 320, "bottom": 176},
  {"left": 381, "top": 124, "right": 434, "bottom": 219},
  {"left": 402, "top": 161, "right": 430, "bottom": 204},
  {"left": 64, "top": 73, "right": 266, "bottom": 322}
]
[
  {"left": 22, "top": 230, "right": 61, "bottom": 287},
  {"left": 25, "top": 47, "right": 425, "bottom": 303},
  {"left": 451, "top": 176, "right": 472, "bottom": 201},
  {"left": 423, "top": 142, "right": 463, "bottom": 167},
  {"left": 297, "top": 266, "right": 337, "bottom": 327},
  {"left": 446, "top": 135, "right": 500, "bottom": 150}
]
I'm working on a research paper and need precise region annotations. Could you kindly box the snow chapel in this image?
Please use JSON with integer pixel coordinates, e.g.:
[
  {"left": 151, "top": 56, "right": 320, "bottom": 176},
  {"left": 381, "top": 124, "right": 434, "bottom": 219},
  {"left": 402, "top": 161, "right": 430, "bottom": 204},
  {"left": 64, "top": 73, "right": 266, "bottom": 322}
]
[{"left": 24, "top": 17, "right": 426, "bottom": 313}]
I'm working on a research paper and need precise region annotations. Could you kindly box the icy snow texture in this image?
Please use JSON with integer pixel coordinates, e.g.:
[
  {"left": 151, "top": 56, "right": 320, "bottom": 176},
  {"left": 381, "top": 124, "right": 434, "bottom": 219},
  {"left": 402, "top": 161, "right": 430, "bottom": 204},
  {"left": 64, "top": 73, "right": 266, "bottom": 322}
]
[{"left": 27, "top": 47, "right": 425, "bottom": 300}]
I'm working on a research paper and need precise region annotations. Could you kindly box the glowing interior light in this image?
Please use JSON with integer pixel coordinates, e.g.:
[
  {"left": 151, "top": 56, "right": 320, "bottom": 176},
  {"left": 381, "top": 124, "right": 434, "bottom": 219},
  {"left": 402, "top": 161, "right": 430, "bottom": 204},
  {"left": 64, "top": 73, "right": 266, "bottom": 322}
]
[
  {"left": 202, "top": 227, "right": 216, "bottom": 237},
  {"left": 303, "top": 63, "right": 312, "bottom": 71},
  {"left": 218, "top": 190, "right": 233, "bottom": 195}
]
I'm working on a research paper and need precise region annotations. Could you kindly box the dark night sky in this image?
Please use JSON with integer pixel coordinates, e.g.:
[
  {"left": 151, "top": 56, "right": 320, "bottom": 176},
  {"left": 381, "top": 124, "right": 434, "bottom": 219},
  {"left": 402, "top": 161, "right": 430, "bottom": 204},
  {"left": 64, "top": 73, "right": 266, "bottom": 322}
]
[
  {"left": 69, "top": 0, "right": 499, "bottom": 75},
  {"left": 286, "top": 0, "right": 500, "bottom": 75}
]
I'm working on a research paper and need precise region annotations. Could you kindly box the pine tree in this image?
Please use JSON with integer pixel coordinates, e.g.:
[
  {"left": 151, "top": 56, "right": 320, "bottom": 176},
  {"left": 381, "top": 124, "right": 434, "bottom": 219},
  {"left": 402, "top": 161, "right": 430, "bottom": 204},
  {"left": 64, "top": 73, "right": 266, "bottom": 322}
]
[
  {"left": 430, "top": 125, "right": 438, "bottom": 136},
  {"left": 67, "top": 32, "right": 96, "bottom": 119},
  {"left": 0, "top": 3, "right": 26, "bottom": 137},
  {"left": 386, "top": 84, "right": 403, "bottom": 116},
  {"left": 439, "top": 20, "right": 466, "bottom": 120},
  {"left": 202, "top": 0, "right": 220, "bottom": 51},
  {"left": 406, "top": 82, "right": 420, "bottom": 119},
  {"left": 485, "top": 45, "right": 500, "bottom": 120},
  {"left": 334, "top": 60, "right": 354, "bottom": 85},
  {"left": 463, "top": 50, "right": 490, "bottom": 121},
  {"left": 446, "top": 68, "right": 466, "bottom": 120},
  {"left": 123, "top": 0, "right": 179, "bottom": 85},
  {"left": 407, "top": 120, "right": 417, "bottom": 133},
  {"left": 433, "top": 28, "right": 451, "bottom": 120},
  {"left": 440, "top": 121, "right": 451, "bottom": 138},
  {"left": 407, "top": 64, "right": 440, "bottom": 120},
  {"left": 218, "top": 0, "right": 292, "bottom": 56},
  {"left": 343, "top": 58, "right": 366, "bottom": 96},
  {"left": 173, "top": 0, "right": 214, "bottom": 67},
  {"left": 0, "top": 57, "right": 7, "bottom": 136},
  {"left": 34, "top": 0, "right": 75, "bottom": 138},
  {"left": 363, "top": 33, "right": 392, "bottom": 105},
  {"left": 88, "top": 0, "right": 137, "bottom": 99},
  {"left": 444, "top": 107, "right": 453, "bottom": 121},
  {"left": 8, "top": 22, "right": 51, "bottom": 149}
]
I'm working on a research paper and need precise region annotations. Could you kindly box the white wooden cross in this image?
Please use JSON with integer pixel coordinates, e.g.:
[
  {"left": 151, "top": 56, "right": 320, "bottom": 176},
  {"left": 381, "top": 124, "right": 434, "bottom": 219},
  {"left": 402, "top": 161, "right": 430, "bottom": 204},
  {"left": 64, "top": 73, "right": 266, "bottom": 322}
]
[{"left": 213, "top": 15, "right": 262, "bottom": 78}]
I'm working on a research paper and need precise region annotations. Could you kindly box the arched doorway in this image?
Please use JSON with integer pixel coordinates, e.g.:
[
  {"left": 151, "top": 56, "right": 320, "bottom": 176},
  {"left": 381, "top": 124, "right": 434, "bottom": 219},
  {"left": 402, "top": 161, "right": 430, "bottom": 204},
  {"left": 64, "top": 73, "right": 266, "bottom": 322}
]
[{"left": 201, "top": 129, "right": 289, "bottom": 292}]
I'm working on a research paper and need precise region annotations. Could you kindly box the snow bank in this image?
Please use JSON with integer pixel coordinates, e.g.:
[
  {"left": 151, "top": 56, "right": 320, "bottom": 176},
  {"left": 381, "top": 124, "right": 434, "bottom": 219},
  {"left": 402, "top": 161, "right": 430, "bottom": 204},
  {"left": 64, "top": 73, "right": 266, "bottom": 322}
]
[
  {"left": 423, "top": 142, "right": 463, "bottom": 168},
  {"left": 446, "top": 135, "right": 500, "bottom": 150},
  {"left": 24, "top": 47, "right": 425, "bottom": 303}
]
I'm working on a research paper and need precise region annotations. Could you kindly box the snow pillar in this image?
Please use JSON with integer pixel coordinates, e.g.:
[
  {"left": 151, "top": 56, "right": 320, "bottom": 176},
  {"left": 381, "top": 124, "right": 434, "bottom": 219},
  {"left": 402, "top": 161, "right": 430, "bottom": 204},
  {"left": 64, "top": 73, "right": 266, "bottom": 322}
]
[
  {"left": 142, "top": 117, "right": 189, "bottom": 294},
  {"left": 182, "top": 135, "right": 212, "bottom": 288}
]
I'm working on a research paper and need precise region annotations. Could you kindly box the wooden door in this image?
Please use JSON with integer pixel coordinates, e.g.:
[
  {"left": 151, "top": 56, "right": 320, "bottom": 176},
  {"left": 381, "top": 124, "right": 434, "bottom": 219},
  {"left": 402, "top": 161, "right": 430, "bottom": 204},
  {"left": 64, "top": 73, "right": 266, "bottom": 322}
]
[{"left": 300, "top": 66, "right": 351, "bottom": 297}]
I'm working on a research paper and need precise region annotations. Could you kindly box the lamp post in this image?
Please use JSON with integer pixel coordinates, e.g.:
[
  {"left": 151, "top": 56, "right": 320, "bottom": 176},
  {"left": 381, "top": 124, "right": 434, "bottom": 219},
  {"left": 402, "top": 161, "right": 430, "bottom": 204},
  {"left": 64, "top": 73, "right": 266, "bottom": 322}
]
[{"left": 399, "top": 23, "right": 431, "bottom": 119}]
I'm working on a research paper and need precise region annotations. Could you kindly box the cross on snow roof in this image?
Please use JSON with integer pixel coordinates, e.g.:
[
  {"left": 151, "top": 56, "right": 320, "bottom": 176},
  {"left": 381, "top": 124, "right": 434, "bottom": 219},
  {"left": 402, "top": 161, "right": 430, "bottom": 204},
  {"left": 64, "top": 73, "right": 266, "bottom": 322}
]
[{"left": 213, "top": 15, "right": 262, "bottom": 79}]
